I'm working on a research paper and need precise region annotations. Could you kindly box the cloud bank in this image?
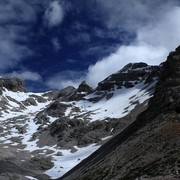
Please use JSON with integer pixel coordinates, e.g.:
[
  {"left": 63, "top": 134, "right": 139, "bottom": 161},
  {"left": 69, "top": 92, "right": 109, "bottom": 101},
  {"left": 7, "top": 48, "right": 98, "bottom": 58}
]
[
  {"left": 46, "top": 0, "right": 180, "bottom": 90},
  {"left": 64, "top": 0, "right": 180, "bottom": 88},
  {"left": 1, "top": 0, "right": 180, "bottom": 91},
  {"left": 46, "top": 70, "right": 85, "bottom": 89},
  {"left": 7, "top": 71, "right": 42, "bottom": 82}
]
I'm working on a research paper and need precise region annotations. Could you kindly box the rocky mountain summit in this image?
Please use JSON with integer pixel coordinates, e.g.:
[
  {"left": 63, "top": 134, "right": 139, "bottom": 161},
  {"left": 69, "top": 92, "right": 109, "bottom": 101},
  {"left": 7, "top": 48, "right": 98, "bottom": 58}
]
[
  {"left": 0, "top": 61, "right": 161, "bottom": 179},
  {"left": 148, "top": 45, "right": 180, "bottom": 117},
  {"left": 59, "top": 47, "right": 180, "bottom": 180},
  {"left": 96, "top": 62, "right": 160, "bottom": 91},
  {"left": 0, "top": 77, "right": 26, "bottom": 93}
]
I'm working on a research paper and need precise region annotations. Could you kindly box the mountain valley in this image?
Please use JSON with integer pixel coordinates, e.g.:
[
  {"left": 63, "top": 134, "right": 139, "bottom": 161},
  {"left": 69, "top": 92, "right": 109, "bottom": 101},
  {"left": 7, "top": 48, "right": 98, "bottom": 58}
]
[{"left": 0, "top": 61, "right": 161, "bottom": 180}]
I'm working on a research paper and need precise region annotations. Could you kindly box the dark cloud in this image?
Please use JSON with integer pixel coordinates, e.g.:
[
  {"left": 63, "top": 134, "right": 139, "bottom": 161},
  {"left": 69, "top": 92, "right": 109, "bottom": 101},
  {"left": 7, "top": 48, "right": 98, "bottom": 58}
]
[
  {"left": 0, "top": 0, "right": 37, "bottom": 25},
  {"left": 0, "top": 0, "right": 65, "bottom": 71},
  {"left": 66, "top": 32, "right": 91, "bottom": 44},
  {"left": 0, "top": 0, "right": 39, "bottom": 70},
  {"left": 51, "top": 37, "right": 61, "bottom": 51}
]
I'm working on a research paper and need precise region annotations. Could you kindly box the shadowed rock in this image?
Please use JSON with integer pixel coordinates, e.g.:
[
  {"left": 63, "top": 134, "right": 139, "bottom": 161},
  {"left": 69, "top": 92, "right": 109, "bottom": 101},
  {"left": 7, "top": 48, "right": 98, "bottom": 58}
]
[
  {"left": 96, "top": 62, "right": 160, "bottom": 91},
  {"left": 77, "top": 81, "right": 93, "bottom": 93},
  {"left": 0, "top": 77, "right": 26, "bottom": 93}
]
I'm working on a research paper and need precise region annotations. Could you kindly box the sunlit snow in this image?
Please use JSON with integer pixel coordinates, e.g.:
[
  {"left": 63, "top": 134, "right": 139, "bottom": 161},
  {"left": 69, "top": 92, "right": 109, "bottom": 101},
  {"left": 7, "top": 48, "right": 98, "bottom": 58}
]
[
  {"left": 65, "top": 82, "right": 154, "bottom": 122},
  {"left": 45, "top": 144, "right": 99, "bottom": 178}
]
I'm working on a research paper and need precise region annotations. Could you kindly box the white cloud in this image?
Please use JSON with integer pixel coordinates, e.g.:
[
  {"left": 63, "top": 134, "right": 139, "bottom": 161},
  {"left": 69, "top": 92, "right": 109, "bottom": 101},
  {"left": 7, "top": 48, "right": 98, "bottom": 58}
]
[
  {"left": 57, "top": 1, "right": 180, "bottom": 89},
  {"left": 86, "top": 44, "right": 167, "bottom": 87},
  {"left": 137, "top": 6, "right": 180, "bottom": 48},
  {"left": 1, "top": 0, "right": 179, "bottom": 91},
  {"left": 44, "top": 1, "right": 64, "bottom": 27},
  {"left": 84, "top": 5, "right": 180, "bottom": 87},
  {"left": 7, "top": 71, "right": 42, "bottom": 82},
  {"left": 80, "top": 45, "right": 118, "bottom": 58},
  {"left": 46, "top": 71, "right": 85, "bottom": 89}
]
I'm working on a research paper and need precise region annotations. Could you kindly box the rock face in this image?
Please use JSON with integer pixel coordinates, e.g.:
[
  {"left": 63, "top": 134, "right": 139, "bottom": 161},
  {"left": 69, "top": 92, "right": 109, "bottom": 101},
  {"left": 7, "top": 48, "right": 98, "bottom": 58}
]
[
  {"left": 88, "top": 62, "right": 160, "bottom": 103},
  {"left": 96, "top": 62, "right": 160, "bottom": 91},
  {"left": 58, "top": 47, "right": 180, "bottom": 180},
  {"left": 0, "top": 77, "right": 26, "bottom": 93},
  {"left": 57, "top": 86, "right": 76, "bottom": 101},
  {"left": 68, "top": 81, "right": 93, "bottom": 101},
  {"left": 84, "top": 62, "right": 160, "bottom": 103},
  {"left": 77, "top": 81, "right": 93, "bottom": 93},
  {"left": 148, "top": 46, "right": 180, "bottom": 117}
]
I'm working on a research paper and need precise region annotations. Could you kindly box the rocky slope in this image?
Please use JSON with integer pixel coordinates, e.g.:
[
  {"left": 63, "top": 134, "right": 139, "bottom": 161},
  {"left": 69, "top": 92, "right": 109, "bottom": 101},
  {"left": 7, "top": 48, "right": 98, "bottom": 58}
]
[
  {"left": 0, "top": 62, "right": 160, "bottom": 179},
  {"left": 58, "top": 47, "right": 180, "bottom": 180}
]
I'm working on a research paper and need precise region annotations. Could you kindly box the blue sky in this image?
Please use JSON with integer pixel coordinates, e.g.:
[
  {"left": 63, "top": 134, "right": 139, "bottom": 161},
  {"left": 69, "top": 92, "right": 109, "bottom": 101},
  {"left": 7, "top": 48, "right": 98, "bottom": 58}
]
[{"left": 1, "top": 0, "right": 180, "bottom": 92}]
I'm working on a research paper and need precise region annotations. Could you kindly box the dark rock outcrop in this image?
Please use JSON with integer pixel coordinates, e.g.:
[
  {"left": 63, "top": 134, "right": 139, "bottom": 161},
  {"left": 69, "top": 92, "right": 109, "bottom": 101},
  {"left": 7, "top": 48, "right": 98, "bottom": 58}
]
[
  {"left": 147, "top": 46, "right": 180, "bottom": 117},
  {"left": 0, "top": 77, "right": 26, "bottom": 93},
  {"left": 96, "top": 63, "right": 160, "bottom": 91},
  {"left": 36, "top": 102, "right": 69, "bottom": 125},
  {"left": 57, "top": 86, "right": 76, "bottom": 101},
  {"left": 77, "top": 81, "right": 93, "bottom": 93},
  {"left": 22, "top": 98, "right": 38, "bottom": 106},
  {"left": 42, "top": 90, "right": 59, "bottom": 100},
  {"left": 68, "top": 82, "right": 93, "bottom": 101}
]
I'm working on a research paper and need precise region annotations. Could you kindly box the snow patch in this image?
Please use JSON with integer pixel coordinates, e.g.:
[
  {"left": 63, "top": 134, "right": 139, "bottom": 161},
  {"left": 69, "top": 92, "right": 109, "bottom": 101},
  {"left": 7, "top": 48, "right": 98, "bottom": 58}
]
[{"left": 45, "top": 144, "right": 100, "bottom": 179}]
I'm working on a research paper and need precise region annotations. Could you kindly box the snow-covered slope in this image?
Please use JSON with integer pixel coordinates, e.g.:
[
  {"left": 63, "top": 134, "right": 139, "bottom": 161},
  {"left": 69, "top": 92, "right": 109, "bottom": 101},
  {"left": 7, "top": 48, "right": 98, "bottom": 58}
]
[
  {"left": 66, "top": 83, "right": 154, "bottom": 122},
  {"left": 0, "top": 63, "right": 160, "bottom": 179}
]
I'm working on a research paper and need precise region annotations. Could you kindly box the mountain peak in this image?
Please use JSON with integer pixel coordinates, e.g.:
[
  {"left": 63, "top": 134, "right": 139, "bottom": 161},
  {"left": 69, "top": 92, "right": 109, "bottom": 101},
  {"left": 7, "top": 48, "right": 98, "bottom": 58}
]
[
  {"left": 96, "top": 62, "right": 160, "bottom": 91},
  {"left": 160, "top": 46, "right": 180, "bottom": 81},
  {"left": 77, "top": 81, "right": 93, "bottom": 93},
  {"left": 120, "top": 62, "right": 148, "bottom": 72},
  {"left": 0, "top": 77, "right": 26, "bottom": 93},
  {"left": 147, "top": 46, "right": 180, "bottom": 117}
]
